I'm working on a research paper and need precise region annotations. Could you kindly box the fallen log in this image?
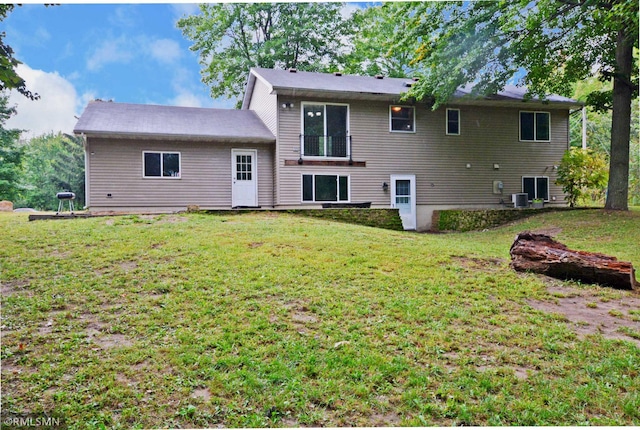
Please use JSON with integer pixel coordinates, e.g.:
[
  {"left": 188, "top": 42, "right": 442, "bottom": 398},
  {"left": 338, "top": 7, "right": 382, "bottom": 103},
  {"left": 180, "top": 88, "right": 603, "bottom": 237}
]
[{"left": 510, "top": 231, "right": 638, "bottom": 291}]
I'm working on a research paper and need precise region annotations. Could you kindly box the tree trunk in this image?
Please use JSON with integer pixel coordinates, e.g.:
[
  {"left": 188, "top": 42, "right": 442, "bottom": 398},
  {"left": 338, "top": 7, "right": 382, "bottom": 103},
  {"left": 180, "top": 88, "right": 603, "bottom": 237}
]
[
  {"left": 604, "top": 27, "right": 633, "bottom": 210},
  {"left": 510, "top": 232, "right": 638, "bottom": 290}
]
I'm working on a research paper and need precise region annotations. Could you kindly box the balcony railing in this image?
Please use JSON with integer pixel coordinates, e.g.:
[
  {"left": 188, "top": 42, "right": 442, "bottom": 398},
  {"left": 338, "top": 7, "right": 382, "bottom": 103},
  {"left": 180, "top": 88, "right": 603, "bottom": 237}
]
[{"left": 300, "top": 135, "right": 351, "bottom": 158}]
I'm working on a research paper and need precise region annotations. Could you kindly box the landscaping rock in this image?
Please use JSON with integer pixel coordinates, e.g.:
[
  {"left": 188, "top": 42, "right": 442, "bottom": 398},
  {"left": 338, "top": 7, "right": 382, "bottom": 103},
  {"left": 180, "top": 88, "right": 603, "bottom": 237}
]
[{"left": 0, "top": 200, "right": 13, "bottom": 212}]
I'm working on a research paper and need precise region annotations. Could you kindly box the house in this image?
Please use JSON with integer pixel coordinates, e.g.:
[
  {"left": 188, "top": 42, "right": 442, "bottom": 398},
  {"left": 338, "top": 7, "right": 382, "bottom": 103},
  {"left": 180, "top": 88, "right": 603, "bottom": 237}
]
[{"left": 73, "top": 67, "right": 582, "bottom": 230}]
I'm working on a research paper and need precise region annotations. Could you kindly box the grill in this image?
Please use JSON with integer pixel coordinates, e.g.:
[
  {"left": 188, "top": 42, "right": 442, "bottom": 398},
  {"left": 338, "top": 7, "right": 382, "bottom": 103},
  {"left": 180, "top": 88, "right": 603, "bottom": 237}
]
[{"left": 56, "top": 192, "right": 76, "bottom": 214}]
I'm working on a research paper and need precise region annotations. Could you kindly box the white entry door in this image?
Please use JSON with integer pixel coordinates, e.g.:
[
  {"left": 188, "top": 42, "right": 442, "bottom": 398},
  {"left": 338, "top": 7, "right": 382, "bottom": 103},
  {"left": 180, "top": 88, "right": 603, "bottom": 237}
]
[
  {"left": 390, "top": 174, "right": 416, "bottom": 230},
  {"left": 232, "top": 149, "right": 258, "bottom": 208}
]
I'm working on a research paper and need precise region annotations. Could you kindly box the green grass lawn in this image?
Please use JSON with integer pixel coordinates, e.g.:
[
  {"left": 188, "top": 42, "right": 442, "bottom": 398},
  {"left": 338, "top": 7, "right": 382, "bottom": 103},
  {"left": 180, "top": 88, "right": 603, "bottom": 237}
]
[{"left": 1, "top": 209, "right": 639, "bottom": 428}]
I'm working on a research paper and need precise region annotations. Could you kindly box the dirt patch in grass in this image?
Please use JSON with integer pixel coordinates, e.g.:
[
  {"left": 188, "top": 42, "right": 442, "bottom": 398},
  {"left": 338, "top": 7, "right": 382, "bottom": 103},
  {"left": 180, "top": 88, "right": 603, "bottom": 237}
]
[
  {"left": 370, "top": 410, "right": 402, "bottom": 426},
  {"left": 450, "top": 256, "right": 505, "bottom": 271},
  {"left": 119, "top": 261, "right": 138, "bottom": 272},
  {"left": 528, "top": 282, "right": 640, "bottom": 347},
  {"left": 1, "top": 279, "right": 31, "bottom": 296},
  {"left": 191, "top": 388, "right": 212, "bottom": 401}
]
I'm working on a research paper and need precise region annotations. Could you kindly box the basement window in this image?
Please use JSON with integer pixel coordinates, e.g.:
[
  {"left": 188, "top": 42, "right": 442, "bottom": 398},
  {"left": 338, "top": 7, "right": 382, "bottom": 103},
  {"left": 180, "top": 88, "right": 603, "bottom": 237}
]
[
  {"left": 522, "top": 176, "right": 549, "bottom": 201},
  {"left": 302, "top": 174, "right": 349, "bottom": 202}
]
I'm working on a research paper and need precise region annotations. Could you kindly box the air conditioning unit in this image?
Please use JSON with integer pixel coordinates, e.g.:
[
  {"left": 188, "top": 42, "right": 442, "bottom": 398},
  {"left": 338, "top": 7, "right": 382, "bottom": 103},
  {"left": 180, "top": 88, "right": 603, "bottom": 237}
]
[{"left": 512, "top": 193, "right": 529, "bottom": 208}]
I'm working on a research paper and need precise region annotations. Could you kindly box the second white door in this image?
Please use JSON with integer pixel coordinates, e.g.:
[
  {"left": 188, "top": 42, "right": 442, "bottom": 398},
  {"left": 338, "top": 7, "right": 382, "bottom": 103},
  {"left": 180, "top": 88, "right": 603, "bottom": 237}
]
[{"left": 390, "top": 174, "right": 416, "bottom": 230}]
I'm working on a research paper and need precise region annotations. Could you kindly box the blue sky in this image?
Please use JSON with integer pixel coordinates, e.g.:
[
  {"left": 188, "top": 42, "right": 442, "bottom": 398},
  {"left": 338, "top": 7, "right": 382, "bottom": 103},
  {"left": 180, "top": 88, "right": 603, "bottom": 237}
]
[{"left": 4, "top": 3, "right": 231, "bottom": 138}]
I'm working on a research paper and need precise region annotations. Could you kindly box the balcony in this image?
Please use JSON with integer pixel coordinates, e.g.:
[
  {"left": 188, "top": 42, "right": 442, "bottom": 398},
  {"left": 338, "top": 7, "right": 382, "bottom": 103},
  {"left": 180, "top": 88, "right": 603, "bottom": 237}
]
[{"left": 300, "top": 135, "right": 351, "bottom": 158}]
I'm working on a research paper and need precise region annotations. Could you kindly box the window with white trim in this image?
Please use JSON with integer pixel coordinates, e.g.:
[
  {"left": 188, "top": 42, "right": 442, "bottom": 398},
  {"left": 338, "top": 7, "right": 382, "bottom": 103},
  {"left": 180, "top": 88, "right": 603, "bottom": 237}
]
[
  {"left": 301, "top": 103, "right": 349, "bottom": 158},
  {"left": 520, "top": 111, "right": 550, "bottom": 141},
  {"left": 143, "top": 151, "right": 181, "bottom": 178},
  {"left": 302, "top": 174, "right": 349, "bottom": 202},
  {"left": 446, "top": 108, "right": 460, "bottom": 135},
  {"left": 522, "top": 176, "right": 549, "bottom": 201},
  {"left": 390, "top": 106, "right": 415, "bottom": 132}
]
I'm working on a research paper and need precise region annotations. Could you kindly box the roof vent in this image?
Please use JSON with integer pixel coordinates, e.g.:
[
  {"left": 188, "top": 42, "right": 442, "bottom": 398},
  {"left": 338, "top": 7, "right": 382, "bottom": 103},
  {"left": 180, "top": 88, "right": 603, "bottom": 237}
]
[
  {"left": 334, "top": 72, "right": 342, "bottom": 77},
  {"left": 403, "top": 82, "right": 413, "bottom": 88},
  {"left": 288, "top": 68, "right": 297, "bottom": 73},
  {"left": 375, "top": 75, "right": 384, "bottom": 79},
  {"left": 412, "top": 77, "right": 420, "bottom": 82}
]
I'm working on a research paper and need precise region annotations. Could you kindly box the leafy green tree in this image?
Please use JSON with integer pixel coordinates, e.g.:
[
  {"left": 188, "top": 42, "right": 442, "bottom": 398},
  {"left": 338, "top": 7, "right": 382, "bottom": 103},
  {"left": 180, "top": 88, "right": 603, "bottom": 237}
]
[
  {"left": 0, "top": 5, "right": 38, "bottom": 100},
  {"left": 556, "top": 148, "right": 609, "bottom": 207},
  {"left": 0, "top": 93, "right": 23, "bottom": 202},
  {"left": 343, "top": 4, "right": 414, "bottom": 78},
  {"left": 177, "top": 3, "right": 353, "bottom": 105},
  {"left": 570, "top": 77, "right": 640, "bottom": 205},
  {"left": 16, "top": 132, "right": 85, "bottom": 210},
  {"left": 393, "top": 0, "right": 638, "bottom": 210}
]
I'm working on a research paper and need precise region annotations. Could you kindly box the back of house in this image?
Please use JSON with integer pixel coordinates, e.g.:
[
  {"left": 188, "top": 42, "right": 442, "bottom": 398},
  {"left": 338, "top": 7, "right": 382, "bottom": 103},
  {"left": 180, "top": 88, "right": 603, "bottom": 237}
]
[{"left": 74, "top": 68, "right": 582, "bottom": 230}]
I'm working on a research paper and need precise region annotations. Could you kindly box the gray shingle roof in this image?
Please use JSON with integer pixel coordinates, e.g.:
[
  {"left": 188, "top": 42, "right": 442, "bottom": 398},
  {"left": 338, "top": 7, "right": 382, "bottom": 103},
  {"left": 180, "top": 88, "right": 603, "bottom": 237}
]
[
  {"left": 74, "top": 101, "right": 275, "bottom": 143},
  {"left": 244, "top": 67, "right": 581, "bottom": 107}
]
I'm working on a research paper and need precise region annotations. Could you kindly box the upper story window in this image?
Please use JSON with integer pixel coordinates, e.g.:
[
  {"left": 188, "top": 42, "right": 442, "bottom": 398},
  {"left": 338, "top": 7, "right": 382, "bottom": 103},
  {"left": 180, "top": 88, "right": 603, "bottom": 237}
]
[
  {"left": 301, "top": 103, "right": 349, "bottom": 158},
  {"left": 520, "top": 111, "right": 550, "bottom": 142},
  {"left": 390, "top": 106, "right": 415, "bottom": 132},
  {"left": 143, "top": 151, "right": 181, "bottom": 178},
  {"left": 446, "top": 108, "right": 460, "bottom": 135}
]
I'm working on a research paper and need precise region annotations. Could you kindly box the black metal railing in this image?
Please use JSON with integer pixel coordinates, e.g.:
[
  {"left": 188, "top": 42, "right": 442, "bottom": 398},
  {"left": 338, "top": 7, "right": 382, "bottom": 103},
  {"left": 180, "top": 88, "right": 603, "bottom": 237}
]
[{"left": 301, "top": 135, "right": 351, "bottom": 158}]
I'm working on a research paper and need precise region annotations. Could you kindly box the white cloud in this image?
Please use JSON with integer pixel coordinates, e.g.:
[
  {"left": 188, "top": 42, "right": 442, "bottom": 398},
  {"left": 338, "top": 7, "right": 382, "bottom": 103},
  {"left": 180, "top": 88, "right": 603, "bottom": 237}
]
[
  {"left": 170, "top": 4, "right": 201, "bottom": 20},
  {"left": 170, "top": 91, "right": 205, "bottom": 108},
  {"left": 109, "top": 5, "right": 138, "bottom": 28},
  {"left": 149, "top": 39, "right": 182, "bottom": 64},
  {"left": 166, "top": 66, "right": 212, "bottom": 108},
  {"left": 86, "top": 37, "right": 134, "bottom": 72},
  {"left": 5, "top": 64, "right": 83, "bottom": 139}
]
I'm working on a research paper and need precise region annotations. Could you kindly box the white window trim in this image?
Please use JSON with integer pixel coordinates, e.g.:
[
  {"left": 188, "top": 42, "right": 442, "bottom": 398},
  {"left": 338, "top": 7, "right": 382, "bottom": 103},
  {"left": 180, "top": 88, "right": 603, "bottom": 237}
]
[
  {"left": 446, "top": 108, "right": 461, "bottom": 135},
  {"left": 300, "top": 102, "right": 350, "bottom": 159},
  {"left": 142, "top": 151, "right": 182, "bottom": 179},
  {"left": 301, "top": 173, "right": 351, "bottom": 203},
  {"left": 389, "top": 105, "right": 416, "bottom": 133},
  {"left": 522, "top": 175, "right": 550, "bottom": 202},
  {"left": 519, "top": 111, "right": 551, "bottom": 142}
]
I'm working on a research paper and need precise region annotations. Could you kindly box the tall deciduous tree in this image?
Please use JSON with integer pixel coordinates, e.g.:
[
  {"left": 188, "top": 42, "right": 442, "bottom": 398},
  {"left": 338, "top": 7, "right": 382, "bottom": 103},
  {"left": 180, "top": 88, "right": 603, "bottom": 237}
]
[
  {"left": 16, "top": 132, "right": 85, "bottom": 210},
  {"left": 0, "top": 5, "right": 38, "bottom": 100},
  {"left": 343, "top": 4, "right": 414, "bottom": 78},
  {"left": 0, "top": 93, "right": 23, "bottom": 202},
  {"left": 393, "top": 0, "right": 638, "bottom": 210},
  {"left": 178, "top": 3, "right": 352, "bottom": 105}
]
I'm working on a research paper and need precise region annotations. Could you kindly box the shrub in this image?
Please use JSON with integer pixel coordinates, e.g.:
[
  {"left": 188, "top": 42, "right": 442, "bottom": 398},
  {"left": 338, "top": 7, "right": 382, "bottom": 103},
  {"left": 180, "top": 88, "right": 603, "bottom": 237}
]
[{"left": 556, "top": 148, "right": 608, "bottom": 207}]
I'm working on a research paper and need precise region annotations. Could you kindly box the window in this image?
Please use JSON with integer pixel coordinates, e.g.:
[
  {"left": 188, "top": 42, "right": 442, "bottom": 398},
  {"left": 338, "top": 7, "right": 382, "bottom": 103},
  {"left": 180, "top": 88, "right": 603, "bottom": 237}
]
[
  {"left": 302, "top": 174, "right": 349, "bottom": 202},
  {"left": 390, "top": 106, "right": 415, "bottom": 132},
  {"left": 520, "top": 111, "right": 550, "bottom": 141},
  {"left": 446, "top": 108, "right": 460, "bottom": 135},
  {"left": 143, "top": 151, "right": 181, "bottom": 178},
  {"left": 522, "top": 176, "right": 549, "bottom": 201},
  {"left": 302, "top": 103, "right": 349, "bottom": 157}
]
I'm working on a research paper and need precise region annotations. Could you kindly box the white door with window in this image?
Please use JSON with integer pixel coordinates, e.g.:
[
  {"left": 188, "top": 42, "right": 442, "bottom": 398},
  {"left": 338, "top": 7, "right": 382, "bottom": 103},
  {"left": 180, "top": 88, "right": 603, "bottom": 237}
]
[
  {"left": 232, "top": 149, "right": 257, "bottom": 207},
  {"left": 390, "top": 174, "right": 416, "bottom": 230}
]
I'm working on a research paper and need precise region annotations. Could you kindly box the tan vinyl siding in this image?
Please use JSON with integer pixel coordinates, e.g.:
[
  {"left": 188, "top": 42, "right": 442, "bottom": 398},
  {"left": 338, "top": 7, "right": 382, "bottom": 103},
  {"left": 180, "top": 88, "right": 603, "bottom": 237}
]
[
  {"left": 248, "top": 78, "right": 278, "bottom": 136},
  {"left": 274, "top": 97, "right": 569, "bottom": 207},
  {"left": 247, "top": 77, "right": 279, "bottom": 205},
  {"left": 86, "top": 138, "right": 273, "bottom": 210}
]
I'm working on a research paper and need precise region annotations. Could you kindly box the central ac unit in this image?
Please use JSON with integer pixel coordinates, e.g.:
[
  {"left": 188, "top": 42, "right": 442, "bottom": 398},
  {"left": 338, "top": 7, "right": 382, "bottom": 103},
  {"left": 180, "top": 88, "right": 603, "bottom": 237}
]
[{"left": 512, "top": 193, "right": 529, "bottom": 208}]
